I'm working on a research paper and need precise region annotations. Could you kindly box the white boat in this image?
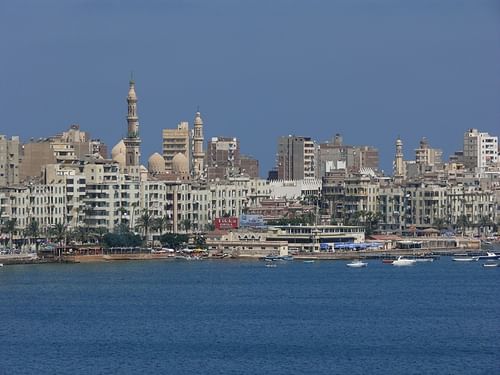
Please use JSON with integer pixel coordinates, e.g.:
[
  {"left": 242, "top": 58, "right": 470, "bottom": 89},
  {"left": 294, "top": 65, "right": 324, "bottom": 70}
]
[
  {"left": 303, "top": 260, "right": 315, "bottom": 263},
  {"left": 0, "top": 263, "right": 3, "bottom": 267},
  {"left": 265, "top": 264, "right": 277, "bottom": 268},
  {"left": 482, "top": 261, "right": 498, "bottom": 268},
  {"left": 476, "top": 252, "right": 499, "bottom": 260},
  {"left": 452, "top": 257, "right": 477, "bottom": 262},
  {"left": 346, "top": 260, "right": 367, "bottom": 268},
  {"left": 392, "top": 257, "right": 416, "bottom": 266}
]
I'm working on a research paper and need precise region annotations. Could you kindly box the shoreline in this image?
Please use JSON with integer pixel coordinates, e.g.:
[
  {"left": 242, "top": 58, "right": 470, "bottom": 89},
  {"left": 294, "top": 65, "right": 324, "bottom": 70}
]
[{"left": 0, "top": 246, "right": 495, "bottom": 266}]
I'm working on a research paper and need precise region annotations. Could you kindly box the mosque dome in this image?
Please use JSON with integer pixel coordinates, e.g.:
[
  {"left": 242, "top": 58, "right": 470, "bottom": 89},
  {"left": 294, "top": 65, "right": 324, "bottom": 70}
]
[
  {"left": 172, "top": 153, "right": 189, "bottom": 174},
  {"left": 148, "top": 153, "right": 166, "bottom": 174},
  {"left": 111, "top": 140, "right": 126, "bottom": 159}
]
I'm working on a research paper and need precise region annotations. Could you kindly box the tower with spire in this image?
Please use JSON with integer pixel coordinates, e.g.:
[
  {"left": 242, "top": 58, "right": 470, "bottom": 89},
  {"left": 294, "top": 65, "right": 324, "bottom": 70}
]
[
  {"left": 393, "top": 137, "right": 405, "bottom": 180},
  {"left": 192, "top": 109, "right": 205, "bottom": 177},
  {"left": 124, "top": 78, "right": 141, "bottom": 171}
]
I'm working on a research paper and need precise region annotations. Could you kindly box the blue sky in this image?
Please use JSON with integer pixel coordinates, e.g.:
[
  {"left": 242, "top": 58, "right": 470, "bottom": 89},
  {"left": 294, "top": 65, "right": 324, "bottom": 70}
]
[{"left": 1, "top": 0, "right": 499, "bottom": 175}]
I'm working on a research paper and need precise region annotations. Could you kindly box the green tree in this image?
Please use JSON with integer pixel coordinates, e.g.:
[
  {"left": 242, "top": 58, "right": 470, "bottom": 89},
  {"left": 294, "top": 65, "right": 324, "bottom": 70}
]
[
  {"left": 136, "top": 209, "right": 153, "bottom": 243},
  {"left": 92, "top": 227, "right": 109, "bottom": 244},
  {"left": 25, "top": 218, "right": 40, "bottom": 250},
  {"left": 181, "top": 219, "right": 192, "bottom": 233},
  {"left": 2, "top": 218, "right": 17, "bottom": 249},
  {"left": 103, "top": 232, "right": 142, "bottom": 248},
  {"left": 455, "top": 214, "right": 469, "bottom": 236},
  {"left": 159, "top": 233, "right": 189, "bottom": 250},
  {"left": 72, "top": 225, "right": 89, "bottom": 244},
  {"left": 152, "top": 216, "right": 169, "bottom": 236},
  {"left": 477, "top": 215, "right": 493, "bottom": 237},
  {"left": 49, "top": 223, "right": 67, "bottom": 245}
]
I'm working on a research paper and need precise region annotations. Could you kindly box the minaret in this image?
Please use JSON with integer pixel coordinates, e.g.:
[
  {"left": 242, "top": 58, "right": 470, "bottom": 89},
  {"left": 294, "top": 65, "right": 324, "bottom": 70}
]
[
  {"left": 393, "top": 137, "right": 405, "bottom": 180},
  {"left": 192, "top": 110, "right": 204, "bottom": 177},
  {"left": 124, "top": 78, "right": 141, "bottom": 168}
]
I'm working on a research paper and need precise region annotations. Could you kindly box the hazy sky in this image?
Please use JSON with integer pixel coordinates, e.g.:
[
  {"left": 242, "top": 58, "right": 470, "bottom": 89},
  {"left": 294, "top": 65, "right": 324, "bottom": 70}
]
[{"left": 1, "top": 0, "right": 499, "bottom": 175}]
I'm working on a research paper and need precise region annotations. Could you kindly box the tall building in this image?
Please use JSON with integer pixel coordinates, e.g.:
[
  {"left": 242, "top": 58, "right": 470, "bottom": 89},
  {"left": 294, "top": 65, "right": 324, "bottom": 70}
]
[
  {"left": 463, "top": 128, "right": 498, "bottom": 172},
  {"left": 123, "top": 79, "right": 141, "bottom": 174},
  {"left": 206, "top": 137, "right": 240, "bottom": 180},
  {"left": 162, "top": 122, "right": 190, "bottom": 172},
  {"left": 192, "top": 111, "right": 205, "bottom": 178},
  {"left": 415, "top": 137, "right": 442, "bottom": 167},
  {"left": 0, "top": 135, "right": 20, "bottom": 186},
  {"left": 276, "top": 135, "right": 316, "bottom": 180},
  {"left": 317, "top": 135, "right": 378, "bottom": 178}
]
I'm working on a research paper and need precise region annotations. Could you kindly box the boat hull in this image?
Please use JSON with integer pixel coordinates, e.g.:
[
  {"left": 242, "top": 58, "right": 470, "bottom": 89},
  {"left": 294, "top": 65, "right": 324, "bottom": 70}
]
[{"left": 346, "top": 262, "right": 367, "bottom": 268}]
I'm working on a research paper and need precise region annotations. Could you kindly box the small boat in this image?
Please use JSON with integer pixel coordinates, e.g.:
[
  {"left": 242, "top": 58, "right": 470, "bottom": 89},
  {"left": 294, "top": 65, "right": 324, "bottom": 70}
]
[
  {"left": 265, "top": 264, "right": 277, "bottom": 268},
  {"left": 303, "top": 260, "right": 315, "bottom": 263},
  {"left": 346, "top": 260, "right": 367, "bottom": 268},
  {"left": 476, "top": 252, "right": 499, "bottom": 260},
  {"left": 382, "top": 259, "right": 394, "bottom": 264},
  {"left": 0, "top": 263, "right": 3, "bottom": 267},
  {"left": 392, "top": 257, "right": 416, "bottom": 266},
  {"left": 482, "top": 261, "right": 498, "bottom": 268},
  {"left": 452, "top": 257, "right": 477, "bottom": 262},
  {"left": 414, "top": 257, "right": 434, "bottom": 263}
]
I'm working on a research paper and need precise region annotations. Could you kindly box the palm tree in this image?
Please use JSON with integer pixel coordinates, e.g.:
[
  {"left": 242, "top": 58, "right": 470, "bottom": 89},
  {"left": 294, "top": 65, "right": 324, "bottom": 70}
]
[
  {"left": 92, "top": 227, "right": 108, "bottom": 245},
  {"left": 136, "top": 209, "right": 153, "bottom": 243},
  {"left": 152, "top": 216, "right": 169, "bottom": 236},
  {"left": 49, "top": 223, "right": 67, "bottom": 245},
  {"left": 2, "top": 218, "right": 17, "bottom": 250},
  {"left": 477, "top": 215, "right": 493, "bottom": 237},
  {"left": 455, "top": 214, "right": 469, "bottom": 236},
  {"left": 25, "top": 218, "right": 40, "bottom": 251},
  {"left": 72, "top": 225, "right": 89, "bottom": 244},
  {"left": 181, "top": 218, "right": 192, "bottom": 233}
]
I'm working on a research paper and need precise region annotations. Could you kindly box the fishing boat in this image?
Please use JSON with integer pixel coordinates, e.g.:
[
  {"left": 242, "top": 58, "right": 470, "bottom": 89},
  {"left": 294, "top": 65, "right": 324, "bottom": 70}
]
[
  {"left": 392, "top": 257, "right": 416, "bottom": 266},
  {"left": 346, "top": 260, "right": 367, "bottom": 268}
]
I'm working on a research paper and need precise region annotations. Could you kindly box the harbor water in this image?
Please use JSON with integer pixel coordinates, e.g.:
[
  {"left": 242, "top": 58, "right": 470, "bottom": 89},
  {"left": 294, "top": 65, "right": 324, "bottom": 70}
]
[{"left": 0, "top": 258, "right": 498, "bottom": 374}]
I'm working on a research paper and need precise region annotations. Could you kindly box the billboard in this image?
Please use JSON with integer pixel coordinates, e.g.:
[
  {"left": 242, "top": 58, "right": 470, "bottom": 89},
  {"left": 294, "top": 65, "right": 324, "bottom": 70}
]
[
  {"left": 214, "top": 217, "right": 239, "bottom": 230},
  {"left": 239, "top": 214, "right": 266, "bottom": 228}
]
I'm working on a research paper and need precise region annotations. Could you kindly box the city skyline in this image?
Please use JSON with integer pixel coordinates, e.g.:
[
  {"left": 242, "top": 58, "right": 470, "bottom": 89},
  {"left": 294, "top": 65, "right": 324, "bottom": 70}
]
[{"left": 2, "top": 0, "right": 500, "bottom": 175}]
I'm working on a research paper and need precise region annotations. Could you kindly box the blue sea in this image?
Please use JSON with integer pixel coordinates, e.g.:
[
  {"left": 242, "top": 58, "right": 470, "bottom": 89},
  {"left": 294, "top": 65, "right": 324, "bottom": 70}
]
[{"left": 0, "top": 258, "right": 498, "bottom": 375}]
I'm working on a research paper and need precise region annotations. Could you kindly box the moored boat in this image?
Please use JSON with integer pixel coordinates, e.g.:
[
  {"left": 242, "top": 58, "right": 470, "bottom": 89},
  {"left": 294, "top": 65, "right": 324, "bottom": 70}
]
[
  {"left": 452, "top": 257, "right": 477, "bottom": 262},
  {"left": 346, "top": 260, "right": 367, "bottom": 268},
  {"left": 482, "top": 261, "right": 498, "bottom": 268},
  {"left": 392, "top": 257, "right": 416, "bottom": 266},
  {"left": 476, "top": 252, "right": 499, "bottom": 260},
  {"left": 382, "top": 259, "right": 394, "bottom": 264}
]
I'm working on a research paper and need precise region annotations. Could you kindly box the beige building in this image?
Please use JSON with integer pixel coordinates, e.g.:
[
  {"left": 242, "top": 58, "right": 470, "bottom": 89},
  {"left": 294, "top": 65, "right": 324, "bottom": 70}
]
[
  {"left": 0, "top": 135, "right": 20, "bottom": 187},
  {"left": 162, "top": 122, "right": 190, "bottom": 172}
]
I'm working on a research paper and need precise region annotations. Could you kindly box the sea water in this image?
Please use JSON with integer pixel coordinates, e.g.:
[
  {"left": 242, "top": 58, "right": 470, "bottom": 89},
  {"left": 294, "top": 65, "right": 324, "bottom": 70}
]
[{"left": 0, "top": 258, "right": 498, "bottom": 374}]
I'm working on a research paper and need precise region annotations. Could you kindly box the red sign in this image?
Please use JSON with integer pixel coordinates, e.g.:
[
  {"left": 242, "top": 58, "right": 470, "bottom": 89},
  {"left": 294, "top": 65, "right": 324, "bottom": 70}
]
[{"left": 214, "top": 217, "right": 239, "bottom": 230}]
